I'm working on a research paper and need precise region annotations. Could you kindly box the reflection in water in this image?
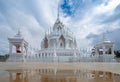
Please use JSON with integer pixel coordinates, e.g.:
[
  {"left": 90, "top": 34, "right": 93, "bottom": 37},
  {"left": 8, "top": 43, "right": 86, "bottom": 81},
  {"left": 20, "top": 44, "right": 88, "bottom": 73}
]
[{"left": 0, "top": 69, "right": 120, "bottom": 82}]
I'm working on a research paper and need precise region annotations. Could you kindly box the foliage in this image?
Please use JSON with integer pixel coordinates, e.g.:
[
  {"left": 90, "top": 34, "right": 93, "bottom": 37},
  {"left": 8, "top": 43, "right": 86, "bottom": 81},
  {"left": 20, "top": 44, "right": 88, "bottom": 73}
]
[
  {"left": 114, "top": 50, "right": 120, "bottom": 58},
  {"left": 0, "top": 54, "right": 9, "bottom": 61}
]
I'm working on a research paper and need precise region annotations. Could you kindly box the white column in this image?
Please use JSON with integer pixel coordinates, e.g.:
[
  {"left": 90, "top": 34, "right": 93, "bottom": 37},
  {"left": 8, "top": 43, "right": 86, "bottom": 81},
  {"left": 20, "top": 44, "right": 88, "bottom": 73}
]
[
  {"left": 25, "top": 46, "right": 28, "bottom": 55},
  {"left": 21, "top": 43, "right": 24, "bottom": 54},
  {"left": 66, "top": 40, "right": 68, "bottom": 49},
  {"left": 46, "top": 53, "right": 48, "bottom": 57},
  {"left": 42, "top": 53, "right": 43, "bottom": 57},
  {"left": 102, "top": 44, "right": 105, "bottom": 55},
  {"left": 54, "top": 49, "right": 56, "bottom": 57},
  {"left": 50, "top": 27, "right": 51, "bottom": 33},
  {"left": 57, "top": 38, "right": 58, "bottom": 49},
  {"left": 112, "top": 45, "right": 114, "bottom": 55},
  {"left": 74, "top": 50, "right": 77, "bottom": 57},
  {"left": 97, "top": 48, "right": 99, "bottom": 56},
  {"left": 40, "top": 53, "right": 42, "bottom": 58},
  {"left": 9, "top": 42, "right": 13, "bottom": 55},
  {"left": 39, "top": 53, "right": 40, "bottom": 58},
  {"left": 21, "top": 43, "right": 25, "bottom": 62},
  {"left": 50, "top": 53, "right": 51, "bottom": 57},
  {"left": 43, "top": 53, "right": 45, "bottom": 57}
]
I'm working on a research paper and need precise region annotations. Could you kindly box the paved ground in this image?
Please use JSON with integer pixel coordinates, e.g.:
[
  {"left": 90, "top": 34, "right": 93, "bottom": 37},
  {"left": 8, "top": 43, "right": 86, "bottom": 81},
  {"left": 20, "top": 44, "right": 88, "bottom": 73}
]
[{"left": 0, "top": 62, "right": 120, "bottom": 74}]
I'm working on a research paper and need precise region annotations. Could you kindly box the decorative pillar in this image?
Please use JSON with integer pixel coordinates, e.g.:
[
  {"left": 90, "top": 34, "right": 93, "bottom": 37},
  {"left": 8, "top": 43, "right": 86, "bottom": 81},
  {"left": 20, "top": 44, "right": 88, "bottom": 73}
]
[
  {"left": 72, "top": 39, "right": 74, "bottom": 49},
  {"left": 43, "top": 53, "right": 44, "bottom": 57},
  {"left": 9, "top": 42, "right": 13, "bottom": 55},
  {"left": 54, "top": 49, "right": 57, "bottom": 57},
  {"left": 43, "top": 53, "right": 45, "bottom": 57},
  {"left": 39, "top": 53, "right": 40, "bottom": 58},
  {"left": 25, "top": 47, "right": 28, "bottom": 55},
  {"left": 74, "top": 50, "right": 77, "bottom": 57},
  {"left": 102, "top": 44, "right": 105, "bottom": 55},
  {"left": 41, "top": 53, "right": 43, "bottom": 57},
  {"left": 21, "top": 43, "right": 26, "bottom": 62},
  {"left": 40, "top": 53, "right": 42, "bottom": 58},
  {"left": 56, "top": 38, "right": 59, "bottom": 49},
  {"left": 50, "top": 27, "right": 52, "bottom": 33},
  {"left": 112, "top": 45, "right": 114, "bottom": 55},
  {"left": 65, "top": 40, "right": 68, "bottom": 49},
  {"left": 21, "top": 43, "right": 24, "bottom": 54},
  {"left": 46, "top": 53, "right": 48, "bottom": 57},
  {"left": 96, "top": 48, "right": 99, "bottom": 56}
]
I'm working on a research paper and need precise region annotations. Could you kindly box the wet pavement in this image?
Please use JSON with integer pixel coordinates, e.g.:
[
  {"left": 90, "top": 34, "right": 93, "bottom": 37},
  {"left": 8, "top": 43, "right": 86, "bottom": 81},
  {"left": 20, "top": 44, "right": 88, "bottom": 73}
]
[
  {"left": 0, "top": 62, "right": 120, "bottom": 82},
  {"left": 0, "top": 68, "right": 120, "bottom": 82}
]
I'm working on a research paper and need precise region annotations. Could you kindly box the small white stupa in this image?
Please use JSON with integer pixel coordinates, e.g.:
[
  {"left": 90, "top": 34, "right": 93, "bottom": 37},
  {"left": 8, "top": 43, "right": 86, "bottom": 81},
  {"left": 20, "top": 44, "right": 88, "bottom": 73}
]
[
  {"left": 93, "top": 34, "right": 114, "bottom": 62},
  {"left": 7, "top": 30, "right": 28, "bottom": 62}
]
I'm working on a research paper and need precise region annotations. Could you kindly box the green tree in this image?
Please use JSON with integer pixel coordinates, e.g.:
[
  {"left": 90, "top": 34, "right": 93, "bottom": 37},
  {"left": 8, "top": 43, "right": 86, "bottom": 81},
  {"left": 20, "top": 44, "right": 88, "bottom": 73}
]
[{"left": 114, "top": 50, "right": 120, "bottom": 58}]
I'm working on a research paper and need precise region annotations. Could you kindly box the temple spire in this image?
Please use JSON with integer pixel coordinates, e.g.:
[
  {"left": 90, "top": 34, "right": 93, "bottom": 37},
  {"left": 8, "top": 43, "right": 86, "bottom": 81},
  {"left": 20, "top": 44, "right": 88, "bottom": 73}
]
[
  {"left": 102, "top": 33, "right": 107, "bottom": 42},
  {"left": 15, "top": 29, "right": 22, "bottom": 37},
  {"left": 18, "top": 30, "right": 21, "bottom": 36},
  {"left": 57, "top": 5, "right": 60, "bottom": 20}
]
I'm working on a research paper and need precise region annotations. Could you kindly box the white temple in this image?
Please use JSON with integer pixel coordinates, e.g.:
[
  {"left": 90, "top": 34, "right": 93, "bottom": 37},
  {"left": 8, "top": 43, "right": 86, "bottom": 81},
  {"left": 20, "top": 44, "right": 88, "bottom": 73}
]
[
  {"left": 6, "top": 7, "right": 116, "bottom": 62},
  {"left": 7, "top": 30, "right": 28, "bottom": 62},
  {"left": 38, "top": 8, "right": 80, "bottom": 62}
]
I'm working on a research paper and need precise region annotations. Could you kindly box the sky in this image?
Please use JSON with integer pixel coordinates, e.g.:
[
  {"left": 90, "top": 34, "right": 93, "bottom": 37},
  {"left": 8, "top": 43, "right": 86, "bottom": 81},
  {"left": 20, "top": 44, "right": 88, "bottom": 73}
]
[{"left": 0, "top": 0, "right": 120, "bottom": 54}]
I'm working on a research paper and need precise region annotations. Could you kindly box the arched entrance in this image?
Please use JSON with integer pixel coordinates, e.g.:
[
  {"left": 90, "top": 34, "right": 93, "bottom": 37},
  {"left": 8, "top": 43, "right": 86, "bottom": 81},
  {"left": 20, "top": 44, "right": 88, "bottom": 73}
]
[{"left": 59, "top": 35, "right": 65, "bottom": 48}]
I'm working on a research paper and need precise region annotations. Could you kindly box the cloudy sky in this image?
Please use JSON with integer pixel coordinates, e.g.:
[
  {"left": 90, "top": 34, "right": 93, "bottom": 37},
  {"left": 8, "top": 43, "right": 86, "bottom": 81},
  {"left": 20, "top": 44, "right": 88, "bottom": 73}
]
[{"left": 0, "top": 0, "right": 120, "bottom": 54}]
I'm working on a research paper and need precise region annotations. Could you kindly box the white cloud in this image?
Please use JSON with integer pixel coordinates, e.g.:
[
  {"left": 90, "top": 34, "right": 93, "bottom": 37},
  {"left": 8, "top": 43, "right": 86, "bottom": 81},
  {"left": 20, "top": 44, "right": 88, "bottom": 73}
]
[
  {"left": 0, "top": 0, "right": 61, "bottom": 54},
  {"left": 94, "top": 0, "right": 120, "bottom": 15},
  {"left": 60, "top": 0, "right": 120, "bottom": 49}
]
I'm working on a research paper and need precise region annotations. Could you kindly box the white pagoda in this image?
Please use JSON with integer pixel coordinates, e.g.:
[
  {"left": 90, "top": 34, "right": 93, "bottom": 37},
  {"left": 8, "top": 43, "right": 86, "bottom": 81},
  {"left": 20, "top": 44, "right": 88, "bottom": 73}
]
[
  {"left": 38, "top": 8, "right": 80, "bottom": 62},
  {"left": 7, "top": 30, "right": 28, "bottom": 62},
  {"left": 93, "top": 34, "right": 115, "bottom": 62}
]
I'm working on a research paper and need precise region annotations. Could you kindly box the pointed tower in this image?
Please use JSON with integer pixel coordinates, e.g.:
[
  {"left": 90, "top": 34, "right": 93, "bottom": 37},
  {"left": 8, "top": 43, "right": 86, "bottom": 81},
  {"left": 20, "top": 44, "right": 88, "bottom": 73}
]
[
  {"left": 57, "top": 5, "right": 60, "bottom": 20},
  {"left": 53, "top": 5, "right": 64, "bottom": 31},
  {"left": 102, "top": 33, "right": 107, "bottom": 42}
]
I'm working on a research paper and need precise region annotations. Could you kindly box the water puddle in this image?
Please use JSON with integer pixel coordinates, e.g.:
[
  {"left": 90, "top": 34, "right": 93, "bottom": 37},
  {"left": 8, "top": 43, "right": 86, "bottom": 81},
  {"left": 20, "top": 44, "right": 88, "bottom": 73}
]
[{"left": 0, "top": 68, "right": 120, "bottom": 82}]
